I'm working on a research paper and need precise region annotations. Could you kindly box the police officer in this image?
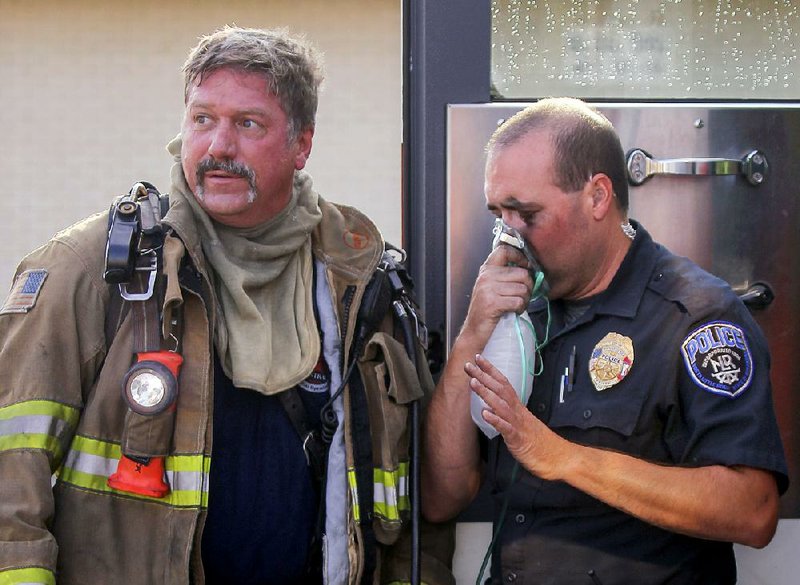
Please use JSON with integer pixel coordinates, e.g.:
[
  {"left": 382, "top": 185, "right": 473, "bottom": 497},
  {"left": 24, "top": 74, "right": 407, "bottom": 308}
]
[{"left": 423, "top": 97, "right": 788, "bottom": 584}]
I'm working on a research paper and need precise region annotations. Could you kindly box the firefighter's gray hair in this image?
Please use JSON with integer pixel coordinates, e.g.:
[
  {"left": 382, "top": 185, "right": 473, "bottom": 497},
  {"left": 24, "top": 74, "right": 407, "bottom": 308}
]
[{"left": 183, "top": 26, "right": 324, "bottom": 140}]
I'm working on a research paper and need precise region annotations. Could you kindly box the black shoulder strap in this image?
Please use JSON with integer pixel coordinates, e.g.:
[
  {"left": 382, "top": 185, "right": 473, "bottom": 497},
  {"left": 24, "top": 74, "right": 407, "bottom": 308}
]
[
  {"left": 277, "top": 388, "right": 328, "bottom": 482},
  {"left": 278, "top": 267, "right": 329, "bottom": 483}
]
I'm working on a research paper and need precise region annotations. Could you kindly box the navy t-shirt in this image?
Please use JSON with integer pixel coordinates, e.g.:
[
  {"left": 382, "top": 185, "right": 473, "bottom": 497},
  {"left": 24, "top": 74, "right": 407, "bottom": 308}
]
[{"left": 201, "top": 356, "right": 327, "bottom": 584}]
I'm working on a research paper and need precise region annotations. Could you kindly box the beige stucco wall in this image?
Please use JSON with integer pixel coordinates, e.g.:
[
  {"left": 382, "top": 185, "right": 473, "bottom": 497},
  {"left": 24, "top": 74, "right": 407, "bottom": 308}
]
[{"left": 0, "top": 0, "right": 401, "bottom": 288}]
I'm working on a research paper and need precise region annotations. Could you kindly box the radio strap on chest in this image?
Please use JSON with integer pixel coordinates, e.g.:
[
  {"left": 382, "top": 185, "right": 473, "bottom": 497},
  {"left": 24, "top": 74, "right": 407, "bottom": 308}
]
[
  {"left": 277, "top": 388, "right": 328, "bottom": 484},
  {"left": 103, "top": 182, "right": 183, "bottom": 499},
  {"left": 277, "top": 263, "right": 330, "bottom": 484}
]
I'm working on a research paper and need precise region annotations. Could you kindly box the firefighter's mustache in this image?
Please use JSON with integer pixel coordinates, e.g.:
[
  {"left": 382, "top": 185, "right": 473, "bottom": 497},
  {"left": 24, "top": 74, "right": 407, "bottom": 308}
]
[{"left": 195, "top": 159, "right": 257, "bottom": 194}]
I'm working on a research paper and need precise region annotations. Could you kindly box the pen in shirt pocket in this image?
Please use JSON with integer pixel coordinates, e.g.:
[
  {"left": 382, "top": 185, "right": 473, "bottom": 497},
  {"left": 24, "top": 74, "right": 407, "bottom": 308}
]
[
  {"left": 559, "top": 346, "right": 577, "bottom": 403},
  {"left": 567, "top": 345, "right": 576, "bottom": 393}
]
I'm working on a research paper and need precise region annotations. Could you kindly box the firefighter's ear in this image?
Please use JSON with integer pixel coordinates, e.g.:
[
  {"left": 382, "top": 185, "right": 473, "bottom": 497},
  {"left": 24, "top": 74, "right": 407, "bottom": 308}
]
[{"left": 294, "top": 127, "right": 314, "bottom": 170}]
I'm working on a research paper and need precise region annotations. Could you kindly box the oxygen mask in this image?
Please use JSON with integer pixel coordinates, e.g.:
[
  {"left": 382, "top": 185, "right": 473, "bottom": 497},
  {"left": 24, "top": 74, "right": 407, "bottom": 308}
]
[
  {"left": 491, "top": 218, "right": 548, "bottom": 300},
  {"left": 470, "top": 219, "right": 551, "bottom": 439}
]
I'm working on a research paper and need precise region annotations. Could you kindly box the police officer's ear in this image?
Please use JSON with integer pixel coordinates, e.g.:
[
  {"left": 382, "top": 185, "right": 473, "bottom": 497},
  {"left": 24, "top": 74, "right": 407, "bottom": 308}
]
[{"left": 587, "top": 173, "right": 615, "bottom": 221}]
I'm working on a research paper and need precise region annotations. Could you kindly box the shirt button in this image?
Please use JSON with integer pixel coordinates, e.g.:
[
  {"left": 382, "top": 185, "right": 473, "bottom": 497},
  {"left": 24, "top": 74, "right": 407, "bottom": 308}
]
[
  {"left": 515, "top": 513, "right": 526, "bottom": 524},
  {"left": 583, "top": 409, "right": 592, "bottom": 419},
  {"left": 505, "top": 572, "right": 517, "bottom": 582},
  {"left": 536, "top": 403, "right": 546, "bottom": 413},
  {"left": 654, "top": 272, "right": 663, "bottom": 281}
]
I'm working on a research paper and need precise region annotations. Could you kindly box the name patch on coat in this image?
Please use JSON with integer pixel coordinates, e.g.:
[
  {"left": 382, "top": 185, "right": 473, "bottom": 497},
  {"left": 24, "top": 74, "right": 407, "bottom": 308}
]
[
  {"left": 681, "top": 321, "right": 753, "bottom": 398},
  {"left": 0, "top": 269, "right": 48, "bottom": 315}
]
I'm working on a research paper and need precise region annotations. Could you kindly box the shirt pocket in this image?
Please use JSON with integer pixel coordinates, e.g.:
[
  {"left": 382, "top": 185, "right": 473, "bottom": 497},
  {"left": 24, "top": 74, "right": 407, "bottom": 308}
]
[{"left": 547, "top": 374, "right": 649, "bottom": 440}]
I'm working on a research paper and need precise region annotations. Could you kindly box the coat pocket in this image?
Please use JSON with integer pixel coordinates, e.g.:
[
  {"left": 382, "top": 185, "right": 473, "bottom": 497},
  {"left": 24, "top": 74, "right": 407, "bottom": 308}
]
[{"left": 358, "top": 332, "right": 426, "bottom": 544}]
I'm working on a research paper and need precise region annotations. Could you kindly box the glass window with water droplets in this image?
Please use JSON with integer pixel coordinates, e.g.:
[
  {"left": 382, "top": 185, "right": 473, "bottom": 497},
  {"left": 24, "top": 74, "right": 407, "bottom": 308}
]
[{"left": 491, "top": 0, "right": 799, "bottom": 100}]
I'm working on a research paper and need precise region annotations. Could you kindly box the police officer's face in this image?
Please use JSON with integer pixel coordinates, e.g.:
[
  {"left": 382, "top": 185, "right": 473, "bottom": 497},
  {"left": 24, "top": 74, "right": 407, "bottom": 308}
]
[
  {"left": 181, "top": 68, "right": 313, "bottom": 228},
  {"left": 485, "top": 130, "right": 601, "bottom": 301}
]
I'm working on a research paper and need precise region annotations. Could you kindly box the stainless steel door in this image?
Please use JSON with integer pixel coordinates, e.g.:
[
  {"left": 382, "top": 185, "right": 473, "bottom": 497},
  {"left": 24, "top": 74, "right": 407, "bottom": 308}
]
[{"left": 447, "top": 103, "right": 800, "bottom": 516}]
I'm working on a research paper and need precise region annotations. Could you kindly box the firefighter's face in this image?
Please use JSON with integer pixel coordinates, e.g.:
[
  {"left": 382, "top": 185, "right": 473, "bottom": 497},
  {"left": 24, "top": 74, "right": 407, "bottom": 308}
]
[{"left": 181, "top": 67, "right": 313, "bottom": 228}]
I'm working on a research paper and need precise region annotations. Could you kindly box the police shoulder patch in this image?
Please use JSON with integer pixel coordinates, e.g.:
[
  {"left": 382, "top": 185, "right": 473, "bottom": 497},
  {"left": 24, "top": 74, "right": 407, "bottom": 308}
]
[
  {"left": 681, "top": 320, "right": 753, "bottom": 398},
  {"left": 0, "top": 269, "right": 49, "bottom": 315}
]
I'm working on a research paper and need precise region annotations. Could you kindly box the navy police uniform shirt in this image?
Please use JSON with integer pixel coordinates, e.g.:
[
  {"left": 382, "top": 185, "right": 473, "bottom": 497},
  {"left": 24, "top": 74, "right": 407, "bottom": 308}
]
[{"left": 488, "top": 222, "right": 788, "bottom": 585}]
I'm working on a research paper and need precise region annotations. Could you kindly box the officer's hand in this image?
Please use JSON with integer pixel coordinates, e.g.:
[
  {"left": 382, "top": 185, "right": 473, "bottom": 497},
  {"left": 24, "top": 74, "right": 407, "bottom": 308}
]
[
  {"left": 461, "top": 245, "right": 533, "bottom": 345},
  {"left": 465, "top": 354, "right": 568, "bottom": 481}
]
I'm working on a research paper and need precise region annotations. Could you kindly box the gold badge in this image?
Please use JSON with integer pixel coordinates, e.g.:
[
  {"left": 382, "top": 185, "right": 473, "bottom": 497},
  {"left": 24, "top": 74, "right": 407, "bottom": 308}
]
[{"left": 589, "top": 332, "right": 634, "bottom": 391}]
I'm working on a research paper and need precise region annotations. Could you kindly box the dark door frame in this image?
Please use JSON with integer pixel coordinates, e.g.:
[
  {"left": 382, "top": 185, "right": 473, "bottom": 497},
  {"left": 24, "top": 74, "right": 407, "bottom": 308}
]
[{"left": 403, "top": 0, "right": 492, "bottom": 373}]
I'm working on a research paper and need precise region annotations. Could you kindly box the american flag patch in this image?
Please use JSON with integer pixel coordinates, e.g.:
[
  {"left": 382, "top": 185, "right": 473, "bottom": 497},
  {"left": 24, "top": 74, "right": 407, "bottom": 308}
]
[{"left": 0, "top": 269, "right": 49, "bottom": 314}]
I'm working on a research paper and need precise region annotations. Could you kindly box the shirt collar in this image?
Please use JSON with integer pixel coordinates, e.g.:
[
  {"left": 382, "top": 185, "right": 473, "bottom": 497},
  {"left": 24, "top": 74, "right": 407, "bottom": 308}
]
[
  {"left": 530, "top": 220, "right": 658, "bottom": 322},
  {"left": 591, "top": 220, "right": 658, "bottom": 318}
]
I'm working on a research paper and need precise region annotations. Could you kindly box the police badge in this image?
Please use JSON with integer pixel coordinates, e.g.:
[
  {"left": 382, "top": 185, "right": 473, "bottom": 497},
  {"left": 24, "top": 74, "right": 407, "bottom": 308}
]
[{"left": 589, "top": 332, "right": 634, "bottom": 391}]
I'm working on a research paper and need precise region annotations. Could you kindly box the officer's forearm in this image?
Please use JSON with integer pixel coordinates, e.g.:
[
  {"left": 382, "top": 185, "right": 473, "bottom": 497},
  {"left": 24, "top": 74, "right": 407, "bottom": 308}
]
[
  {"left": 552, "top": 443, "right": 780, "bottom": 548},
  {"left": 422, "top": 334, "right": 485, "bottom": 523}
]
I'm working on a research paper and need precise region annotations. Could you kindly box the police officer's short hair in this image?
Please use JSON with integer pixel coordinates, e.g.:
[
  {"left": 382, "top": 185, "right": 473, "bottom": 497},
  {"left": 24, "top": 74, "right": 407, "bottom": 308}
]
[
  {"left": 183, "top": 26, "right": 324, "bottom": 141},
  {"left": 487, "top": 97, "right": 629, "bottom": 211}
]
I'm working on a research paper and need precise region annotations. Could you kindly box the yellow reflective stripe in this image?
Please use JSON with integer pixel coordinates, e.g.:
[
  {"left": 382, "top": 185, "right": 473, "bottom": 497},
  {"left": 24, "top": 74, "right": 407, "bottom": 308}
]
[
  {"left": 347, "top": 468, "right": 360, "bottom": 521},
  {"left": 373, "top": 462, "right": 409, "bottom": 521},
  {"left": 349, "top": 463, "right": 410, "bottom": 523},
  {"left": 0, "top": 400, "right": 80, "bottom": 423},
  {"left": 0, "top": 400, "right": 80, "bottom": 465},
  {"left": 0, "top": 566, "right": 55, "bottom": 585},
  {"left": 0, "top": 434, "right": 63, "bottom": 455},
  {"left": 58, "top": 435, "right": 209, "bottom": 508},
  {"left": 68, "top": 433, "right": 121, "bottom": 458},
  {"left": 347, "top": 467, "right": 360, "bottom": 522}
]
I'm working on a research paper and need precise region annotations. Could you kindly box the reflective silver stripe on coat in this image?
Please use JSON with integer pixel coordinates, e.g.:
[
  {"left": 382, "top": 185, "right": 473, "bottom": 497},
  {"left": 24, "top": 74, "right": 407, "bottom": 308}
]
[
  {"left": 58, "top": 435, "right": 210, "bottom": 508},
  {"left": 0, "top": 400, "right": 80, "bottom": 468}
]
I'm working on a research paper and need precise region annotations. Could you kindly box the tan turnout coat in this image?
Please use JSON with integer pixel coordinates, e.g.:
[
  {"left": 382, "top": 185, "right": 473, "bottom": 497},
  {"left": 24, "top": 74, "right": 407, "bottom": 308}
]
[{"left": 0, "top": 192, "right": 454, "bottom": 585}]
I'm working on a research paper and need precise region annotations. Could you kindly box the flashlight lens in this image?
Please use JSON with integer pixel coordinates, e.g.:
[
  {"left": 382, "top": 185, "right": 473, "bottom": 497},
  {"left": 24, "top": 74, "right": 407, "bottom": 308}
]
[{"left": 129, "top": 372, "right": 166, "bottom": 408}]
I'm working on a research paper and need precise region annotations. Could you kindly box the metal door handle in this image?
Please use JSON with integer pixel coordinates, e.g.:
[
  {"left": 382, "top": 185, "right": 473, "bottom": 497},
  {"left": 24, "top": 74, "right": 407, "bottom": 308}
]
[
  {"left": 736, "top": 282, "right": 775, "bottom": 310},
  {"left": 626, "top": 149, "right": 768, "bottom": 186}
]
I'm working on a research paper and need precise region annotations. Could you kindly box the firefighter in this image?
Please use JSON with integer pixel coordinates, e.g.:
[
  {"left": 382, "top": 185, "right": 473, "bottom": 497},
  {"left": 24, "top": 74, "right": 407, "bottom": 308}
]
[
  {"left": 0, "top": 26, "right": 453, "bottom": 585},
  {"left": 423, "top": 97, "right": 788, "bottom": 584}
]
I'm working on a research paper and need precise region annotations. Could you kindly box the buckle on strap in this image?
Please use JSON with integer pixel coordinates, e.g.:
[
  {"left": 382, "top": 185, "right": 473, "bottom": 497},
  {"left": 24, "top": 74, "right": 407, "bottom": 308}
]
[
  {"left": 302, "top": 429, "right": 328, "bottom": 483},
  {"left": 119, "top": 252, "right": 158, "bottom": 301}
]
